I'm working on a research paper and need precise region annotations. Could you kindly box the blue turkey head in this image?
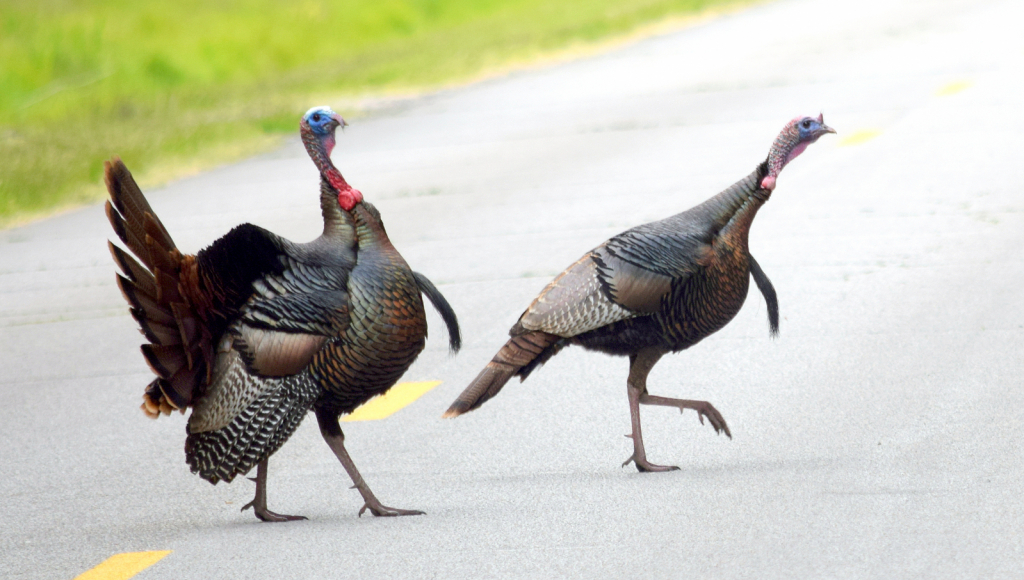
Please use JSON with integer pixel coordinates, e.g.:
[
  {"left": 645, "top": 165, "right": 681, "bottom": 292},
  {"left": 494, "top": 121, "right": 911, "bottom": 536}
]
[
  {"left": 302, "top": 106, "right": 346, "bottom": 135},
  {"left": 796, "top": 113, "right": 836, "bottom": 144}
]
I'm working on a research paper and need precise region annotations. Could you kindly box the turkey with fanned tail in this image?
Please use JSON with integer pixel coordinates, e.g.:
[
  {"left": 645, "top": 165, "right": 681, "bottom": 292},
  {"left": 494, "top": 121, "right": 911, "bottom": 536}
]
[{"left": 106, "top": 106, "right": 460, "bottom": 520}]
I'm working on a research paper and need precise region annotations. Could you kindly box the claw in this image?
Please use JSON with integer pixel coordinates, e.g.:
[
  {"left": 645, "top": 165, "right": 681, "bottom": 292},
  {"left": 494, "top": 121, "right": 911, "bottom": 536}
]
[
  {"left": 256, "top": 509, "right": 308, "bottom": 522},
  {"left": 689, "top": 401, "right": 731, "bottom": 439},
  {"left": 622, "top": 450, "right": 679, "bottom": 472},
  {"left": 241, "top": 499, "right": 307, "bottom": 521},
  {"left": 640, "top": 463, "right": 680, "bottom": 473},
  {"left": 630, "top": 456, "right": 680, "bottom": 472},
  {"left": 358, "top": 502, "right": 425, "bottom": 517}
]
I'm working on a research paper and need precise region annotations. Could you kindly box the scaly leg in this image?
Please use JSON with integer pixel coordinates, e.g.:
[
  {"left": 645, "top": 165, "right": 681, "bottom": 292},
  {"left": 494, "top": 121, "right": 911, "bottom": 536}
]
[
  {"left": 621, "top": 349, "right": 679, "bottom": 472},
  {"left": 620, "top": 348, "right": 731, "bottom": 472},
  {"left": 241, "top": 459, "right": 307, "bottom": 522},
  {"left": 315, "top": 408, "right": 424, "bottom": 517}
]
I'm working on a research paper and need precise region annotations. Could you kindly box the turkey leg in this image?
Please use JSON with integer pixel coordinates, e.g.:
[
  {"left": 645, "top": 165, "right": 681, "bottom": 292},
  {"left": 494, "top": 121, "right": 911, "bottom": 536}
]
[
  {"left": 242, "top": 459, "right": 307, "bottom": 522},
  {"left": 315, "top": 408, "right": 425, "bottom": 517},
  {"left": 621, "top": 349, "right": 680, "bottom": 472},
  {"left": 621, "top": 348, "right": 732, "bottom": 472}
]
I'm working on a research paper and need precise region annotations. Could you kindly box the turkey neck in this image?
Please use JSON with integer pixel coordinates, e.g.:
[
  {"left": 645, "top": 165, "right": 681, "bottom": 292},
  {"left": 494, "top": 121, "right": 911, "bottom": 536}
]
[
  {"left": 319, "top": 177, "right": 351, "bottom": 239},
  {"left": 694, "top": 161, "right": 771, "bottom": 249}
]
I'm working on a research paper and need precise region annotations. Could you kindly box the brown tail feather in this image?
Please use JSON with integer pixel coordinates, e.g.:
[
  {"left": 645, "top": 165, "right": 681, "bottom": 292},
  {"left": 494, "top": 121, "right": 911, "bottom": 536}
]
[
  {"left": 443, "top": 331, "right": 560, "bottom": 418},
  {"left": 104, "top": 158, "right": 176, "bottom": 256},
  {"left": 137, "top": 317, "right": 183, "bottom": 346},
  {"left": 105, "top": 201, "right": 152, "bottom": 271},
  {"left": 115, "top": 275, "right": 176, "bottom": 327},
  {"left": 153, "top": 269, "right": 182, "bottom": 302},
  {"left": 143, "top": 212, "right": 176, "bottom": 256},
  {"left": 108, "top": 242, "right": 158, "bottom": 298},
  {"left": 141, "top": 343, "right": 188, "bottom": 376},
  {"left": 105, "top": 158, "right": 213, "bottom": 417}
]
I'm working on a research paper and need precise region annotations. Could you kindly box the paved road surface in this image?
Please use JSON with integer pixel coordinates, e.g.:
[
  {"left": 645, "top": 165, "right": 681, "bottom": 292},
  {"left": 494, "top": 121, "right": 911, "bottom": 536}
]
[{"left": 2, "top": 0, "right": 1023, "bottom": 577}]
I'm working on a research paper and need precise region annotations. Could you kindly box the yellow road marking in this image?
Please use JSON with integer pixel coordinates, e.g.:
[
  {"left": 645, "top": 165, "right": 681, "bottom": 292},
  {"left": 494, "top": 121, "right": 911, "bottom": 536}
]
[
  {"left": 343, "top": 381, "right": 442, "bottom": 422},
  {"left": 74, "top": 551, "right": 171, "bottom": 580},
  {"left": 839, "top": 129, "right": 881, "bottom": 147},
  {"left": 936, "top": 80, "right": 972, "bottom": 96}
]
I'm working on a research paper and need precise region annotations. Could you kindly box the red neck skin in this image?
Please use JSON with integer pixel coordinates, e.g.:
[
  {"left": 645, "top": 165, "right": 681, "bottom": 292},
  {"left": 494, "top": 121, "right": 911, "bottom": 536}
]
[
  {"left": 303, "top": 125, "right": 363, "bottom": 211},
  {"left": 760, "top": 120, "right": 803, "bottom": 191},
  {"left": 326, "top": 169, "right": 363, "bottom": 211}
]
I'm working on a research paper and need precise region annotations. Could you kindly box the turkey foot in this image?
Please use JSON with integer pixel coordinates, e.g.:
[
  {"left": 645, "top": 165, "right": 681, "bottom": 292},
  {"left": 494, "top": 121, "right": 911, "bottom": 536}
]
[
  {"left": 621, "top": 437, "right": 681, "bottom": 472},
  {"left": 243, "top": 501, "right": 308, "bottom": 523},
  {"left": 622, "top": 456, "right": 680, "bottom": 472},
  {"left": 317, "top": 409, "right": 425, "bottom": 517},
  {"left": 622, "top": 350, "right": 684, "bottom": 472},
  {"left": 640, "top": 394, "right": 732, "bottom": 439},
  {"left": 242, "top": 459, "right": 307, "bottom": 522},
  {"left": 358, "top": 498, "right": 425, "bottom": 517}
]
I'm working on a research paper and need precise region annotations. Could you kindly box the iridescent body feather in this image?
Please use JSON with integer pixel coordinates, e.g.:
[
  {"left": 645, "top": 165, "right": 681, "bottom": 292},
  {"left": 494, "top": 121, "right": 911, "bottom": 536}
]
[
  {"left": 446, "top": 115, "right": 835, "bottom": 473},
  {"left": 107, "top": 106, "right": 460, "bottom": 520}
]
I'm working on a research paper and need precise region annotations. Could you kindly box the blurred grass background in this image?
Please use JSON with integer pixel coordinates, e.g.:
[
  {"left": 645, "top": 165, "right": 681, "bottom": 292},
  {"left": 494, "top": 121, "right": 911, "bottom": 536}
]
[{"left": 0, "top": 0, "right": 746, "bottom": 226}]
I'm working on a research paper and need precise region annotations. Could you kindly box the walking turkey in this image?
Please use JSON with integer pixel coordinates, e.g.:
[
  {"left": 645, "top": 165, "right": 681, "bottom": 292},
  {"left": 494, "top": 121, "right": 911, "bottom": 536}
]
[
  {"left": 106, "top": 106, "right": 460, "bottom": 520},
  {"left": 445, "top": 115, "right": 835, "bottom": 472}
]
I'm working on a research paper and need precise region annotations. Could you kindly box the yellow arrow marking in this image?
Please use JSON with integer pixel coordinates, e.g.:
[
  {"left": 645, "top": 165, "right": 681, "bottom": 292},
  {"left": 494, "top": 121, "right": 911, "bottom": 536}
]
[
  {"left": 342, "top": 381, "right": 442, "bottom": 422},
  {"left": 936, "top": 80, "right": 972, "bottom": 96},
  {"left": 74, "top": 551, "right": 171, "bottom": 580},
  {"left": 839, "top": 129, "right": 881, "bottom": 147}
]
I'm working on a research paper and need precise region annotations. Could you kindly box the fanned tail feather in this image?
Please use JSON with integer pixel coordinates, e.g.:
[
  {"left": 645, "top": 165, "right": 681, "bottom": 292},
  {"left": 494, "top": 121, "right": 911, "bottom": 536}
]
[
  {"left": 105, "top": 157, "right": 212, "bottom": 417},
  {"left": 443, "top": 331, "right": 561, "bottom": 418},
  {"left": 104, "top": 159, "right": 176, "bottom": 268}
]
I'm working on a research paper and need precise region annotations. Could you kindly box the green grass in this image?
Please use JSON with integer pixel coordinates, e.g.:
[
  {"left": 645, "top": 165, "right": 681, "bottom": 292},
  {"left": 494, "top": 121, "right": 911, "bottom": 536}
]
[{"left": 0, "top": 0, "right": 747, "bottom": 226}]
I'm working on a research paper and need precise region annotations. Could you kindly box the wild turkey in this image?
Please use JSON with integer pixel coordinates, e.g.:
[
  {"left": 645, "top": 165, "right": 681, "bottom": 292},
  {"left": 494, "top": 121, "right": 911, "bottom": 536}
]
[
  {"left": 445, "top": 115, "right": 835, "bottom": 471},
  {"left": 106, "top": 106, "right": 460, "bottom": 520}
]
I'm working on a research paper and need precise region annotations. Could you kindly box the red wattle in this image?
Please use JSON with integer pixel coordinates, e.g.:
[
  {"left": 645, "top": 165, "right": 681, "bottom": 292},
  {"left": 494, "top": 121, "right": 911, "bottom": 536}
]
[
  {"left": 337, "top": 191, "right": 357, "bottom": 211},
  {"left": 325, "top": 167, "right": 362, "bottom": 211}
]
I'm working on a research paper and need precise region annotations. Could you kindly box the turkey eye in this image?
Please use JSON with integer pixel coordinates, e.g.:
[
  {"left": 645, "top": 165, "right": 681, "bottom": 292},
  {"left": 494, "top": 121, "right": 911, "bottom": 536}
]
[
  {"left": 312, "top": 113, "right": 321, "bottom": 122},
  {"left": 801, "top": 120, "right": 811, "bottom": 129}
]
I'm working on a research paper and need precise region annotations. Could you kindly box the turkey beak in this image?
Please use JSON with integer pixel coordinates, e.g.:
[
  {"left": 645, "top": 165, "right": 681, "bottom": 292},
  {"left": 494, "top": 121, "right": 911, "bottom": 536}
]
[
  {"left": 817, "top": 113, "right": 836, "bottom": 135},
  {"left": 332, "top": 113, "right": 347, "bottom": 130}
]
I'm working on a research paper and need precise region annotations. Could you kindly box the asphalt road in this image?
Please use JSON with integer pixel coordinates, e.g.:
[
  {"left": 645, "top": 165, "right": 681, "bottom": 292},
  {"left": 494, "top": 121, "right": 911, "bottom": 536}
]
[{"left": 3, "top": 0, "right": 1024, "bottom": 577}]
